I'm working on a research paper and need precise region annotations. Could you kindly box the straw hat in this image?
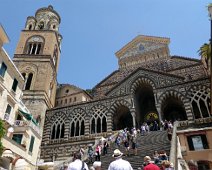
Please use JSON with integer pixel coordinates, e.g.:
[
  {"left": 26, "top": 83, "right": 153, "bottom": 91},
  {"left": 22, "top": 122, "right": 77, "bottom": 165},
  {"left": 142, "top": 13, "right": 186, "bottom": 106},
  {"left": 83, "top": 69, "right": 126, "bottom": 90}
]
[{"left": 112, "top": 149, "right": 123, "bottom": 158}]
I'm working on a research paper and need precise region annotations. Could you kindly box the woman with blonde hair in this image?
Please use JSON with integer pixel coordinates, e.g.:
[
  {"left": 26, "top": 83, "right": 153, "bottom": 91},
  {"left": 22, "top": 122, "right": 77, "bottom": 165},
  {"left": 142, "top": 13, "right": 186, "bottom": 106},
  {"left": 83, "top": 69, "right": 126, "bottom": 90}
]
[{"left": 161, "top": 160, "right": 174, "bottom": 170}]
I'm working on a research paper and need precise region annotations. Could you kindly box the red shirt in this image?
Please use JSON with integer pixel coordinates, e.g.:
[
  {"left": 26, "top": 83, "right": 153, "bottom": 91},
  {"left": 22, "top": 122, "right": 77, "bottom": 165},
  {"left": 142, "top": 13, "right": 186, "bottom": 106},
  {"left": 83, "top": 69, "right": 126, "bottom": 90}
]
[{"left": 143, "top": 163, "right": 160, "bottom": 170}]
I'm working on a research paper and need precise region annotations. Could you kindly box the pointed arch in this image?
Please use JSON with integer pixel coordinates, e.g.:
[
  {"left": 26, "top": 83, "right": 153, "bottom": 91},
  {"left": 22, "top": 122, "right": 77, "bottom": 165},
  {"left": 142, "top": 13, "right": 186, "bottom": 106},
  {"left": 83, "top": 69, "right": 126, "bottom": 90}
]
[
  {"left": 25, "top": 73, "right": 33, "bottom": 90},
  {"left": 158, "top": 90, "right": 188, "bottom": 121},
  {"left": 91, "top": 118, "right": 95, "bottom": 134},
  {"left": 69, "top": 108, "right": 86, "bottom": 137},
  {"left": 51, "top": 125, "right": 56, "bottom": 139},
  {"left": 188, "top": 85, "right": 210, "bottom": 119},
  {"left": 49, "top": 111, "right": 67, "bottom": 140},
  {"left": 130, "top": 76, "right": 156, "bottom": 94},
  {"left": 102, "top": 116, "right": 107, "bottom": 132},
  {"left": 89, "top": 104, "right": 108, "bottom": 134},
  {"left": 130, "top": 77, "right": 158, "bottom": 125},
  {"left": 19, "top": 63, "right": 38, "bottom": 91},
  {"left": 109, "top": 99, "right": 134, "bottom": 130},
  {"left": 50, "top": 117, "right": 65, "bottom": 140}
]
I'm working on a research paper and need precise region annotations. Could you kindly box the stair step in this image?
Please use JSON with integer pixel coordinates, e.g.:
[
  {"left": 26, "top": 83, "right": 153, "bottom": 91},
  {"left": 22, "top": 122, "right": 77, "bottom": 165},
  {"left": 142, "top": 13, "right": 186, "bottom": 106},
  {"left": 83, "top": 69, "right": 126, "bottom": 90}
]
[{"left": 96, "top": 131, "right": 171, "bottom": 170}]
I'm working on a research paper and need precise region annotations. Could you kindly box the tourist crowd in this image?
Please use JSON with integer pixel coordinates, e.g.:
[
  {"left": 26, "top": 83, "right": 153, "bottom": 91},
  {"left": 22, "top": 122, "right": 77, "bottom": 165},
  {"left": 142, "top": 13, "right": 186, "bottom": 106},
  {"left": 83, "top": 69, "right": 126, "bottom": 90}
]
[
  {"left": 62, "top": 120, "right": 174, "bottom": 170},
  {"left": 63, "top": 149, "right": 174, "bottom": 170}
]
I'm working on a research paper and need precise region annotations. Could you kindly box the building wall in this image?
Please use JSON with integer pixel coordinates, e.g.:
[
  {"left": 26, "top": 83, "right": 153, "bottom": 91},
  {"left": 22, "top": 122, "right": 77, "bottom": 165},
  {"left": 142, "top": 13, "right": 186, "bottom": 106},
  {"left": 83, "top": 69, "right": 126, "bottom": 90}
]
[
  {"left": 177, "top": 126, "right": 212, "bottom": 169},
  {"left": 0, "top": 26, "right": 25, "bottom": 126},
  {"left": 178, "top": 129, "right": 212, "bottom": 160},
  {"left": 55, "top": 84, "right": 91, "bottom": 107},
  {"left": 0, "top": 25, "right": 41, "bottom": 170}
]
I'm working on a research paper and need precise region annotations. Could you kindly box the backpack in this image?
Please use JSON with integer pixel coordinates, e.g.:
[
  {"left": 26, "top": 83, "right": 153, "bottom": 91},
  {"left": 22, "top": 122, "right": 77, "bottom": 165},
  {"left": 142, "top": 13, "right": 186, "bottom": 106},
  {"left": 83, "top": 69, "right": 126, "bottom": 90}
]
[{"left": 81, "top": 161, "right": 86, "bottom": 170}]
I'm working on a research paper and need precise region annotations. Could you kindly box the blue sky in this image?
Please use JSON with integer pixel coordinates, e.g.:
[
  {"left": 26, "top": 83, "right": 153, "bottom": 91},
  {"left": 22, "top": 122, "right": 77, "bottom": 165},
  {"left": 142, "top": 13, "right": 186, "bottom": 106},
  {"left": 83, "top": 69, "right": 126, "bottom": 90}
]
[{"left": 0, "top": 0, "right": 211, "bottom": 89}]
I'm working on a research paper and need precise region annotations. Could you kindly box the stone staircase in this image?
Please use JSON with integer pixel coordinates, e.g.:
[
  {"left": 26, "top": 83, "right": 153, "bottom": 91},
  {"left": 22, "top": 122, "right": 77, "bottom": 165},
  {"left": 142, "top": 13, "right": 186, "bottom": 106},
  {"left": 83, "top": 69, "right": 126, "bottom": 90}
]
[{"left": 96, "top": 131, "right": 171, "bottom": 170}]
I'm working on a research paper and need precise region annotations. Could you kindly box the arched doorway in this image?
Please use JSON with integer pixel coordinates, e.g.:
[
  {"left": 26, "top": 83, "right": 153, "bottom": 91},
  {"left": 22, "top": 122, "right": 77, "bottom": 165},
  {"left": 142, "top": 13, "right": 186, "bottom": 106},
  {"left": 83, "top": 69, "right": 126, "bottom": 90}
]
[
  {"left": 113, "top": 105, "right": 133, "bottom": 130},
  {"left": 134, "top": 84, "right": 158, "bottom": 126},
  {"left": 161, "top": 96, "right": 187, "bottom": 122}
]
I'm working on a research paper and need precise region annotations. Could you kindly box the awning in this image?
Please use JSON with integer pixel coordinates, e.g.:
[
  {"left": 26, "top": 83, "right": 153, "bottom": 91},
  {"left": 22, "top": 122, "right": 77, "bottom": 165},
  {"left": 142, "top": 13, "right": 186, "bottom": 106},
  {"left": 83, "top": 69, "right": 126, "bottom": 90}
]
[{"left": 18, "top": 109, "right": 38, "bottom": 126}]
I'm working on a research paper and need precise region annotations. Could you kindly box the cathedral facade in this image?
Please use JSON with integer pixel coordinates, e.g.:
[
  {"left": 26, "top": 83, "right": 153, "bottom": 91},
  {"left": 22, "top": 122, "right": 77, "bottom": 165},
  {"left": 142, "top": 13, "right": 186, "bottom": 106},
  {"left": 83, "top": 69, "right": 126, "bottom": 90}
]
[
  {"left": 40, "top": 34, "right": 210, "bottom": 162},
  {"left": 2, "top": 5, "right": 210, "bottom": 168}
]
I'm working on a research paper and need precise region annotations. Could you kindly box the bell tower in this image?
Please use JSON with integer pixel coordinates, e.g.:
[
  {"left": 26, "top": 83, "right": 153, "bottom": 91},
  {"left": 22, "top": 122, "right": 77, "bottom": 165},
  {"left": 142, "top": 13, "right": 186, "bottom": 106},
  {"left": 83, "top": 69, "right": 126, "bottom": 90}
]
[{"left": 13, "top": 5, "right": 62, "bottom": 135}]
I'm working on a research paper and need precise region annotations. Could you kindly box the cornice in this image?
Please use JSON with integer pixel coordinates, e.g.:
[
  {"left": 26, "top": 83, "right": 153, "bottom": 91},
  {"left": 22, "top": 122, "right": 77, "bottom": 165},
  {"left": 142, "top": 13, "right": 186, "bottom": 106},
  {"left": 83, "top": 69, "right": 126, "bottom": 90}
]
[{"left": 115, "top": 35, "right": 170, "bottom": 58}]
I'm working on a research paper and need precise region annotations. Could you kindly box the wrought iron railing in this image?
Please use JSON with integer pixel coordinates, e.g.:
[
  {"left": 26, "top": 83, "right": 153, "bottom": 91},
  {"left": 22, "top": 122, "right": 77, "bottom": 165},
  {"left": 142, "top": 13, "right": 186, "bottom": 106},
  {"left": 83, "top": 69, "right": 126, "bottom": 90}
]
[{"left": 14, "top": 120, "right": 40, "bottom": 134}]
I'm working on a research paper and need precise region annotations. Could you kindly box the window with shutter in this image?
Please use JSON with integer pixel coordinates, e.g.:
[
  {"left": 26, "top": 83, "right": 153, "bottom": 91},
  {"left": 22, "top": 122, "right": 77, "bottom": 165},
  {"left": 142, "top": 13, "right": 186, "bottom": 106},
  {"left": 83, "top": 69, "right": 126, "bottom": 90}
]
[
  {"left": 0, "top": 62, "right": 7, "bottom": 78},
  {"left": 12, "top": 78, "right": 18, "bottom": 92},
  {"left": 29, "top": 136, "right": 35, "bottom": 152}
]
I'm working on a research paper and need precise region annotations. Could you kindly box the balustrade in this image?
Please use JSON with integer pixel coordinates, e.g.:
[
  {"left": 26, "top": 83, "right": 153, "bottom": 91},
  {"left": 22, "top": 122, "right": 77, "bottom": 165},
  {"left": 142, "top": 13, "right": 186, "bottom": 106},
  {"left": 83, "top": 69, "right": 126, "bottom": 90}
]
[{"left": 14, "top": 120, "right": 40, "bottom": 134}]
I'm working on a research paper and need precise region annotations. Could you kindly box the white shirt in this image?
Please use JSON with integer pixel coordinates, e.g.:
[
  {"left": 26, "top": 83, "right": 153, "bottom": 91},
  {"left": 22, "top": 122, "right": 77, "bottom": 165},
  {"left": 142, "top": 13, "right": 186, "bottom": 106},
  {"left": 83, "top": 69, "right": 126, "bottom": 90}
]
[
  {"left": 108, "top": 158, "right": 133, "bottom": 170},
  {"left": 67, "top": 159, "right": 89, "bottom": 170}
]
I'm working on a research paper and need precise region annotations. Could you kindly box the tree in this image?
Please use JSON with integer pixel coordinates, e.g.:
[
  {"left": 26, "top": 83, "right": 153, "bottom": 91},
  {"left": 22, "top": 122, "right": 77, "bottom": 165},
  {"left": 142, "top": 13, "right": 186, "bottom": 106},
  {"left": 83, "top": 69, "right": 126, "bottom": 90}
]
[
  {"left": 198, "top": 43, "right": 211, "bottom": 75},
  {"left": 0, "top": 119, "right": 6, "bottom": 156}
]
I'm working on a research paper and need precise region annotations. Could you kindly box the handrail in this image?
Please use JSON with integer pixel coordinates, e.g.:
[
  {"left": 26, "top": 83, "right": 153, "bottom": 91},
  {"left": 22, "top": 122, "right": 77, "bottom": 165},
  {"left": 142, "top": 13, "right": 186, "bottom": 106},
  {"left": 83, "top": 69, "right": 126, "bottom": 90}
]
[
  {"left": 169, "top": 121, "right": 178, "bottom": 168},
  {"left": 170, "top": 121, "right": 190, "bottom": 170},
  {"left": 176, "top": 136, "right": 189, "bottom": 170}
]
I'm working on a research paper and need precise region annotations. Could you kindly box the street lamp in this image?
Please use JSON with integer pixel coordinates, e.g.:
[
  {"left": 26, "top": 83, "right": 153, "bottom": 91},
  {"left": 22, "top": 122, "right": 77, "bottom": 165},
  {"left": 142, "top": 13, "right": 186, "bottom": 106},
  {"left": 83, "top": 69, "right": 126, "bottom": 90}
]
[{"left": 208, "top": 4, "right": 212, "bottom": 115}]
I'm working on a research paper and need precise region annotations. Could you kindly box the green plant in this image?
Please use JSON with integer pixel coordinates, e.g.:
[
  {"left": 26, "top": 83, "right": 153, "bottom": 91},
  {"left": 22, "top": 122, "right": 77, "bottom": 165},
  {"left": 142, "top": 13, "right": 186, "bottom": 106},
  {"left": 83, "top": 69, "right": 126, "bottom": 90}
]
[
  {"left": 0, "top": 119, "right": 6, "bottom": 156},
  {"left": 198, "top": 43, "right": 211, "bottom": 73}
]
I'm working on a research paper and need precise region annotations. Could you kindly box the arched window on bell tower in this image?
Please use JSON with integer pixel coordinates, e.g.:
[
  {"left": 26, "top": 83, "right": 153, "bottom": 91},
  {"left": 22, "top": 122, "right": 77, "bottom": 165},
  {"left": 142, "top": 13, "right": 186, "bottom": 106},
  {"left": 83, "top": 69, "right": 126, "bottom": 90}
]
[
  {"left": 29, "top": 24, "right": 32, "bottom": 30},
  {"left": 38, "top": 21, "right": 44, "bottom": 30},
  {"left": 25, "top": 73, "right": 33, "bottom": 90},
  {"left": 22, "top": 73, "right": 26, "bottom": 79},
  {"left": 25, "top": 36, "right": 44, "bottom": 55},
  {"left": 22, "top": 72, "right": 34, "bottom": 90}
]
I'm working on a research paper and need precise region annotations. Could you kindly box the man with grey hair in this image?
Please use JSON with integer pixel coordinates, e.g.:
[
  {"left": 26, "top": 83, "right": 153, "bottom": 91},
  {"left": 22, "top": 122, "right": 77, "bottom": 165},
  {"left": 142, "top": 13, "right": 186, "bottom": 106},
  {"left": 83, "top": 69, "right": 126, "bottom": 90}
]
[{"left": 143, "top": 156, "right": 160, "bottom": 170}]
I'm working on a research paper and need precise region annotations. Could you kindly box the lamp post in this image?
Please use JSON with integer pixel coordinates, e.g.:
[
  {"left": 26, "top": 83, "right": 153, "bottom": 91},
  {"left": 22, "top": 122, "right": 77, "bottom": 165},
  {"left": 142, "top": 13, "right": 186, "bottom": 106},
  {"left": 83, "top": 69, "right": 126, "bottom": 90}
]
[{"left": 208, "top": 5, "right": 212, "bottom": 115}]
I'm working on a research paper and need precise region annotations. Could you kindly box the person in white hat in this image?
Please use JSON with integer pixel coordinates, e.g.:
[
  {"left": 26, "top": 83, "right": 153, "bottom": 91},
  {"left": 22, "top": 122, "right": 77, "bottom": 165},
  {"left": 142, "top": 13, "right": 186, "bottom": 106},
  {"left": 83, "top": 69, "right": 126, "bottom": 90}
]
[{"left": 108, "top": 149, "right": 133, "bottom": 170}]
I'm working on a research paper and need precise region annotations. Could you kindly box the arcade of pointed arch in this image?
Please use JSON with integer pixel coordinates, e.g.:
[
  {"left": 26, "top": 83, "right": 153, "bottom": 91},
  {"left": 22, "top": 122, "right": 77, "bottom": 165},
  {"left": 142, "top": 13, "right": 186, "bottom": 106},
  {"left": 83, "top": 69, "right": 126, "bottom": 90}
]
[
  {"left": 50, "top": 115, "right": 65, "bottom": 140},
  {"left": 157, "top": 90, "right": 188, "bottom": 118},
  {"left": 107, "top": 73, "right": 157, "bottom": 97},
  {"left": 130, "top": 76, "right": 156, "bottom": 94},
  {"left": 90, "top": 105, "right": 108, "bottom": 134},
  {"left": 158, "top": 90, "right": 186, "bottom": 105},
  {"left": 107, "top": 68, "right": 184, "bottom": 98},
  {"left": 109, "top": 99, "right": 134, "bottom": 115},
  {"left": 69, "top": 108, "right": 86, "bottom": 137},
  {"left": 188, "top": 85, "right": 210, "bottom": 119}
]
